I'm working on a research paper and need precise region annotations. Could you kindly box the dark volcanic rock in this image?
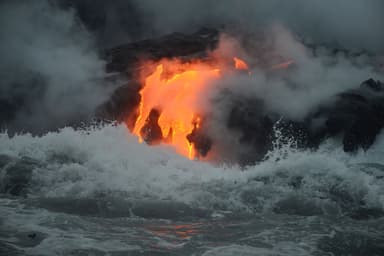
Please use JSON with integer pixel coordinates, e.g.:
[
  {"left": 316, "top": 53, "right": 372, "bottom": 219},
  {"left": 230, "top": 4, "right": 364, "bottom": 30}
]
[
  {"left": 140, "top": 109, "right": 164, "bottom": 145},
  {"left": 308, "top": 79, "right": 384, "bottom": 152},
  {"left": 187, "top": 126, "right": 212, "bottom": 158},
  {"left": 96, "top": 81, "right": 141, "bottom": 129},
  {"left": 226, "top": 98, "right": 274, "bottom": 164},
  {"left": 105, "top": 28, "right": 219, "bottom": 73}
]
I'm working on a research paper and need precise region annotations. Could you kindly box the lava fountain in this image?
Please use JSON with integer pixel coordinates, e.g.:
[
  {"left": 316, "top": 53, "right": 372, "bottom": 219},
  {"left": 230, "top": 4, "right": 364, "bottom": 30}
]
[{"left": 130, "top": 57, "right": 249, "bottom": 159}]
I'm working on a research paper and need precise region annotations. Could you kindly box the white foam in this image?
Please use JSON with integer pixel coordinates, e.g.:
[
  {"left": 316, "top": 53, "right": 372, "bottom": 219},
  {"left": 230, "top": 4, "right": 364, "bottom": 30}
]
[{"left": 1, "top": 123, "right": 383, "bottom": 211}]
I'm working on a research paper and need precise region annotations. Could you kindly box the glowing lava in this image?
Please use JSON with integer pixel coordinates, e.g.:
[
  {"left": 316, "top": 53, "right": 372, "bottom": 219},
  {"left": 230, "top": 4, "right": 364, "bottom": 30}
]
[
  {"left": 131, "top": 57, "right": 249, "bottom": 159},
  {"left": 233, "top": 57, "right": 249, "bottom": 70},
  {"left": 132, "top": 60, "right": 218, "bottom": 159}
]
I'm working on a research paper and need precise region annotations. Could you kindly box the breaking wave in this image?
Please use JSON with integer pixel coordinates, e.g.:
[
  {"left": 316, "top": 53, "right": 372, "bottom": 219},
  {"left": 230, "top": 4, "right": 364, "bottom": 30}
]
[
  {"left": 1, "top": 123, "right": 384, "bottom": 255},
  {"left": 1, "top": 123, "right": 383, "bottom": 215}
]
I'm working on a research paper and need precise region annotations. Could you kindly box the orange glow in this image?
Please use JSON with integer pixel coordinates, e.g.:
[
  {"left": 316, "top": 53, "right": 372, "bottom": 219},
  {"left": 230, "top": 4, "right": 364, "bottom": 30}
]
[
  {"left": 233, "top": 57, "right": 249, "bottom": 70},
  {"left": 132, "top": 59, "right": 221, "bottom": 159},
  {"left": 131, "top": 57, "right": 250, "bottom": 159}
]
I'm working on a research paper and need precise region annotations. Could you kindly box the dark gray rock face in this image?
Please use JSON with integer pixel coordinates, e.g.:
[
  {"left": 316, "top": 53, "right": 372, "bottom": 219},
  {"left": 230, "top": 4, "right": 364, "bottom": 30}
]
[
  {"left": 96, "top": 82, "right": 141, "bottom": 128},
  {"left": 105, "top": 27, "right": 219, "bottom": 74},
  {"left": 309, "top": 79, "right": 384, "bottom": 152},
  {"left": 226, "top": 98, "right": 274, "bottom": 164}
]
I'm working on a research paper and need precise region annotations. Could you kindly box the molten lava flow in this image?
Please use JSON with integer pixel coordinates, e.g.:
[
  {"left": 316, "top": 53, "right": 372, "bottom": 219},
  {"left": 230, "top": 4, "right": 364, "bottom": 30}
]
[
  {"left": 132, "top": 60, "right": 221, "bottom": 159},
  {"left": 233, "top": 57, "right": 249, "bottom": 70},
  {"left": 131, "top": 57, "right": 250, "bottom": 160}
]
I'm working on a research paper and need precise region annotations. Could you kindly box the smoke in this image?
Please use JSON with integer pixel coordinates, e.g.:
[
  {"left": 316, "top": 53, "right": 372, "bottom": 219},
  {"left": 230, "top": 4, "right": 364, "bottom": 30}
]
[
  {"left": 200, "top": 25, "right": 384, "bottom": 163},
  {"left": 0, "top": 0, "right": 112, "bottom": 134},
  {"left": 57, "top": 0, "right": 147, "bottom": 48},
  {"left": 212, "top": 25, "right": 382, "bottom": 120},
  {"left": 49, "top": 1, "right": 384, "bottom": 53},
  {"left": 129, "top": 0, "right": 384, "bottom": 54}
]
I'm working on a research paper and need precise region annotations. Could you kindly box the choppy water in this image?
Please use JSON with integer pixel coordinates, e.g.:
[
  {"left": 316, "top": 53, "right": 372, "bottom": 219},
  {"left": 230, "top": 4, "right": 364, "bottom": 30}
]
[{"left": 1, "top": 124, "right": 384, "bottom": 255}]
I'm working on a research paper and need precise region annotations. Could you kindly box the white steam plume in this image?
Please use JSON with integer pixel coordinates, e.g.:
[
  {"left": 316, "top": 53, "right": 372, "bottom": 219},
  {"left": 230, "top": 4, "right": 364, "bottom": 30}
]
[
  {"left": 130, "top": 0, "right": 384, "bottom": 53},
  {"left": 0, "top": 0, "right": 112, "bottom": 133},
  {"left": 202, "top": 25, "right": 384, "bottom": 162}
]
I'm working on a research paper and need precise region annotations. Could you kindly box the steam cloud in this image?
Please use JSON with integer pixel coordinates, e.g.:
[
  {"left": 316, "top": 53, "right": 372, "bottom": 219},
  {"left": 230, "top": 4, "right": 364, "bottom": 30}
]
[
  {"left": 199, "top": 25, "right": 384, "bottom": 163},
  {"left": 209, "top": 25, "right": 383, "bottom": 120},
  {"left": 50, "top": 1, "right": 384, "bottom": 54},
  {"left": 1, "top": 0, "right": 383, "bottom": 143},
  {"left": 130, "top": 0, "right": 384, "bottom": 54},
  {"left": 0, "top": 0, "right": 112, "bottom": 134}
]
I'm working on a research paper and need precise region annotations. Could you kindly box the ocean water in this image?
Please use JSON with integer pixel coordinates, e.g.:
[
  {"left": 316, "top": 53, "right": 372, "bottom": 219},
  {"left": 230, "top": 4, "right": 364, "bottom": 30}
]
[{"left": 0, "top": 124, "right": 383, "bottom": 255}]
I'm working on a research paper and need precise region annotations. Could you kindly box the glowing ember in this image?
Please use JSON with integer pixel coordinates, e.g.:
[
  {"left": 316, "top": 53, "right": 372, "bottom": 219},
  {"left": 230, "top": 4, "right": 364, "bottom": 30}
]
[{"left": 233, "top": 57, "right": 249, "bottom": 70}]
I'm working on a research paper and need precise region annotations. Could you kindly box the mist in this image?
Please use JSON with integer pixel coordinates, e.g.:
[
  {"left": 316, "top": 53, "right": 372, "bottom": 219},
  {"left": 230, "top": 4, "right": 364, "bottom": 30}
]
[
  {"left": 130, "top": 0, "right": 384, "bottom": 54},
  {"left": 0, "top": 0, "right": 112, "bottom": 134},
  {"left": 210, "top": 25, "right": 382, "bottom": 120},
  {"left": 49, "top": 1, "right": 384, "bottom": 54},
  {"left": 197, "top": 24, "right": 384, "bottom": 163}
]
